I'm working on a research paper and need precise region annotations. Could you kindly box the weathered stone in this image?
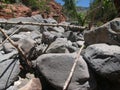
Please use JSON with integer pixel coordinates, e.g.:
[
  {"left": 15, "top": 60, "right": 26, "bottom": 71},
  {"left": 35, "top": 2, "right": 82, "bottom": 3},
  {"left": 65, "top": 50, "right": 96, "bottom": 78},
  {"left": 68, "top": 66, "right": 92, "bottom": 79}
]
[
  {"left": 3, "top": 43, "right": 16, "bottom": 53},
  {"left": 83, "top": 44, "right": 120, "bottom": 82},
  {"left": 6, "top": 73, "right": 39, "bottom": 90},
  {"left": 42, "top": 31, "right": 56, "bottom": 44},
  {"left": 30, "top": 31, "right": 42, "bottom": 40},
  {"left": 31, "top": 14, "right": 44, "bottom": 23},
  {"left": 44, "top": 18, "right": 57, "bottom": 24},
  {"left": 18, "top": 78, "right": 42, "bottom": 90},
  {"left": 36, "top": 53, "right": 93, "bottom": 90},
  {"left": 0, "top": 57, "right": 20, "bottom": 90},
  {"left": 0, "top": 50, "right": 18, "bottom": 61},
  {"left": 63, "top": 31, "right": 82, "bottom": 42},
  {"left": 84, "top": 18, "right": 120, "bottom": 46},
  {"left": 17, "top": 38, "right": 35, "bottom": 58},
  {"left": 46, "top": 38, "right": 69, "bottom": 53},
  {"left": 50, "top": 31, "right": 63, "bottom": 38}
]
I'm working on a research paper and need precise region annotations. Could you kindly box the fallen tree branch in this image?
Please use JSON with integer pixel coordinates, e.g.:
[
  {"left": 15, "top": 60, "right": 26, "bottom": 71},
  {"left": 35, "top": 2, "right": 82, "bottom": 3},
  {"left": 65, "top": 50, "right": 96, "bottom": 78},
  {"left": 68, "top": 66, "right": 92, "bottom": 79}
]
[
  {"left": 0, "top": 21, "right": 86, "bottom": 30},
  {"left": 0, "top": 28, "right": 31, "bottom": 69},
  {"left": 63, "top": 44, "right": 84, "bottom": 90},
  {"left": 0, "top": 25, "right": 23, "bottom": 47}
]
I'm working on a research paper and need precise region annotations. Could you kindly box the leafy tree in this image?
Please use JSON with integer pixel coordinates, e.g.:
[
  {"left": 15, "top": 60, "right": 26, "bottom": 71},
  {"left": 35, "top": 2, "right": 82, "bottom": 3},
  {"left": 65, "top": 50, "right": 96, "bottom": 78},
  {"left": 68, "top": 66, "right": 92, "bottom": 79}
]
[
  {"left": 62, "top": 0, "right": 87, "bottom": 26},
  {"left": 62, "top": 0, "right": 78, "bottom": 20},
  {"left": 88, "top": 0, "right": 117, "bottom": 26}
]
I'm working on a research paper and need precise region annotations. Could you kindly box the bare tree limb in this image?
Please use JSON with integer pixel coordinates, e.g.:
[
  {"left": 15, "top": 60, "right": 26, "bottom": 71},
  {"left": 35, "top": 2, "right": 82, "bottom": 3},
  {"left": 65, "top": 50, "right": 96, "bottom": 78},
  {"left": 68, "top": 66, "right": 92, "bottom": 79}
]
[
  {"left": 63, "top": 44, "right": 84, "bottom": 90},
  {"left": 0, "top": 21, "right": 86, "bottom": 30},
  {"left": 0, "top": 28, "right": 32, "bottom": 69},
  {"left": 0, "top": 25, "right": 23, "bottom": 47}
]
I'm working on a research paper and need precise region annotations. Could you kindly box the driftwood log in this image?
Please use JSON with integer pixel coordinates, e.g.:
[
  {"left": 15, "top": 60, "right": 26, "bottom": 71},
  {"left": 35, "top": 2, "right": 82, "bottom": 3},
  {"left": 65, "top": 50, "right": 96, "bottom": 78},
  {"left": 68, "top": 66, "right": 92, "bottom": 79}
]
[{"left": 0, "top": 21, "right": 86, "bottom": 30}]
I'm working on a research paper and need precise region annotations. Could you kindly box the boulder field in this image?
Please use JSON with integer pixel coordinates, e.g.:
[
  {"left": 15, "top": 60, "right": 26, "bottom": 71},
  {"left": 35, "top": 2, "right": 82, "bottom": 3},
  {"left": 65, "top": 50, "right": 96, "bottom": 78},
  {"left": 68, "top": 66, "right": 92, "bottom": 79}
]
[{"left": 0, "top": 15, "right": 120, "bottom": 90}]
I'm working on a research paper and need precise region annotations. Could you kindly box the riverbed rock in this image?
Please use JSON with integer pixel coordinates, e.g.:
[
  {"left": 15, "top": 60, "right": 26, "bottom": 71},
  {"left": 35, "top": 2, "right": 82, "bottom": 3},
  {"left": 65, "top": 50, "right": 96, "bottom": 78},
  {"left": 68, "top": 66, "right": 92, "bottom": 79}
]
[
  {"left": 0, "top": 54, "right": 20, "bottom": 90},
  {"left": 46, "top": 38, "right": 70, "bottom": 53},
  {"left": 83, "top": 44, "right": 120, "bottom": 82},
  {"left": 36, "top": 53, "right": 95, "bottom": 90},
  {"left": 84, "top": 18, "right": 120, "bottom": 46},
  {"left": 17, "top": 38, "right": 35, "bottom": 58}
]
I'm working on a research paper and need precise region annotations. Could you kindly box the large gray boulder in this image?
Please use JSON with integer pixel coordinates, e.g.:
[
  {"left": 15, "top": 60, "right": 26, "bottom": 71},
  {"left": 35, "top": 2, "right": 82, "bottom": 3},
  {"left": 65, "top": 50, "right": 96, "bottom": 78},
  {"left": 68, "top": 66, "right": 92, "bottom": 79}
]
[
  {"left": 0, "top": 52, "right": 20, "bottom": 90},
  {"left": 84, "top": 18, "right": 120, "bottom": 46},
  {"left": 36, "top": 53, "right": 96, "bottom": 90},
  {"left": 83, "top": 44, "right": 120, "bottom": 82},
  {"left": 46, "top": 38, "right": 76, "bottom": 53}
]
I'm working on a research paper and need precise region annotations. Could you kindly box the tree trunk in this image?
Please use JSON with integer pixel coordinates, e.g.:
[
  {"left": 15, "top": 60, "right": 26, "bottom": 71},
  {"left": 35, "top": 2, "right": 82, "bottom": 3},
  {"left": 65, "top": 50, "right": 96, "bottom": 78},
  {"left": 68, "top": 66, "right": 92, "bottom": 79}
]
[{"left": 113, "top": 0, "right": 120, "bottom": 17}]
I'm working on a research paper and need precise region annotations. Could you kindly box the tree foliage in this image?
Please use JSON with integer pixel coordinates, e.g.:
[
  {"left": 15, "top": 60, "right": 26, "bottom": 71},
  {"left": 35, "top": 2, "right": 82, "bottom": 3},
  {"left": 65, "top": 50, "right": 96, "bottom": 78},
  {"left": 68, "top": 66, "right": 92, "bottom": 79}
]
[
  {"left": 62, "top": 0, "right": 87, "bottom": 26},
  {"left": 88, "top": 0, "right": 117, "bottom": 26},
  {"left": 62, "top": 0, "right": 78, "bottom": 20}
]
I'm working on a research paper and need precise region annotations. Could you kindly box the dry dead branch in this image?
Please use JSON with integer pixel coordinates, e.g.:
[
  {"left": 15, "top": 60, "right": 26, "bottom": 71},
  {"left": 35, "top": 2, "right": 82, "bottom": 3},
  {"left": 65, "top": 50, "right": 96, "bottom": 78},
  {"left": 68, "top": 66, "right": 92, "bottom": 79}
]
[
  {"left": 0, "top": 25, "right": 23, "bottom": 47},
  {"left": 0, "top": 28, "right": 32, "bottom": 69},
  {"left": 0, "top": 21, "right": 86, "bottom": 30},
  {"left": 63, "top": 44, "right": 84, "bottom": 90}
]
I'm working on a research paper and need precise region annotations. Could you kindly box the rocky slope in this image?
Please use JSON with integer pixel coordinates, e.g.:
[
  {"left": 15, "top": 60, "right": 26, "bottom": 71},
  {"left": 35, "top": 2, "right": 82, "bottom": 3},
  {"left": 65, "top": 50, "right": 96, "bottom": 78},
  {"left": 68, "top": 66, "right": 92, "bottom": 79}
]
[{"left": 0, "top": 0, "right": 66, "bottom": 22}]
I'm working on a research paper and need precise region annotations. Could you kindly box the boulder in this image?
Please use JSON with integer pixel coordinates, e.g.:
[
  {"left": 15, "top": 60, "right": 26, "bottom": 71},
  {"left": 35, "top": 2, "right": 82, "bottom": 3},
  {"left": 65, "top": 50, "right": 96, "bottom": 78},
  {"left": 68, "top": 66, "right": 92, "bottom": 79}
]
[
  {"left": 84, "top": 18, "right": 120, "bottom": 46},
  {"left": 17, "top": 38, "right": 35, "bottom": 59},
  {"left": 46, "top": 38, "right": 70, "bottom": 53},
  {"left": 44, "top": 18, "right": 57, "bottom": 24},
  {"left": 50, "top": 31, "right": 63, "bottom": 38},
  {"left": 83, "top": 44, "right": 120, "bottom": 82},
  {"left": 63, "top": 31, "right": 77, "bottom": 42},
  {"left": 18, "top": 78, "right": 42, "bottom": 90},
  {"left": 0, "top": 50, "right": 18, "bottom": 61},
  {"left": 36, "top": 53, "right": 92, "bottom": 90},
  {"left": 31, "top": 14, "right": 44, "bottom": 23},
  {"left": 0, "top": 55, "right": 20, "bottom": 90},
  {"left": 6, "top": 73, "right": 41, "bottom": 90},
  {"left": 3, "top": 43, "right": 16, "bottom": 53},
  {"left": 30, "top": 31, "right": 42, "bottom": 40},
  {"left": 42, "top": 31, "right": 57, "bottom": 44},
  {"left": 63, "top": 31, "right": 83, "bottom": 42},
  {"left": 11, "top": 32, "right": 31, "bottom": 41}
]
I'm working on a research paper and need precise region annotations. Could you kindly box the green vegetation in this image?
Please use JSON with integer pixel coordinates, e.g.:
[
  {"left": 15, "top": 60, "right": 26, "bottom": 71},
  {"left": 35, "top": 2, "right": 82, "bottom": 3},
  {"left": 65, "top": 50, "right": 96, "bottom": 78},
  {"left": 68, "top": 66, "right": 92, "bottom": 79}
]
[
  {"left": 1, "top": 0, "right": 50, "bottom": 13},
  {"left": 88, "top": 0, "right": 117, "bottom": 26},
  {"left": 62, "top": 0, "right": 86, "bottom": 26},
  {"left": 22, "top": 0, "right": 50, "bottom": 13},
  {"left": 62, "top": 0, "right": 120, "bottom": 27}
]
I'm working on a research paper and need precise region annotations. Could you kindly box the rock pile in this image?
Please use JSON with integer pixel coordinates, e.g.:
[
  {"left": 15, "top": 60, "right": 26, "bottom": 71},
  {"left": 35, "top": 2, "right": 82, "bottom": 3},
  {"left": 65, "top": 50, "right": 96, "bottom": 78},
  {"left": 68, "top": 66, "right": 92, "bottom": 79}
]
[{"left": 0, "top": 15, "right": 120, "bottom": 90}]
